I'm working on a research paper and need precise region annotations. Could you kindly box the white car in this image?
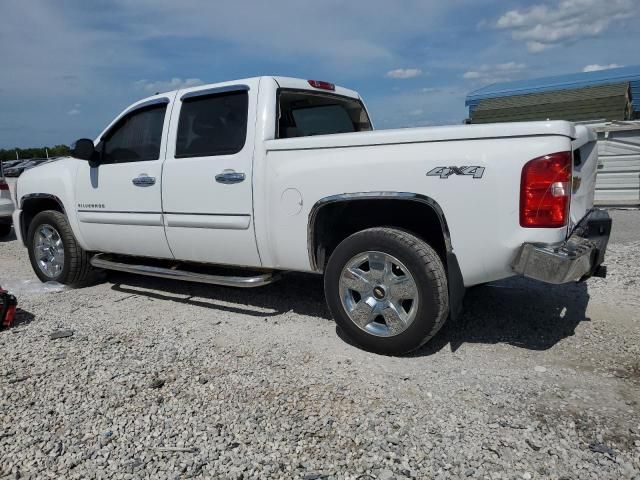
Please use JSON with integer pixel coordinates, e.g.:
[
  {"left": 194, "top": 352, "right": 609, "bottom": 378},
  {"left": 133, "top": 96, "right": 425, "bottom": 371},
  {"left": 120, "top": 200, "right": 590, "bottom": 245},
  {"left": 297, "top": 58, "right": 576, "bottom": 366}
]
[{"left": 13, "top": 76, "right": 611, "bottom": 354}]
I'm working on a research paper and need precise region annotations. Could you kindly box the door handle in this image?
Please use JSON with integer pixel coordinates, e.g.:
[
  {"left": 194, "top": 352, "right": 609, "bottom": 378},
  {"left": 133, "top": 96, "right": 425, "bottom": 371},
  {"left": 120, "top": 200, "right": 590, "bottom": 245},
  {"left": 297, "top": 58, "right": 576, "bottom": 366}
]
[
  {"left": 215, "top": 171, "right": 245, "bottom": 184},
  {"left": 132, "top": 175, "right": 156, "bottom": 187}
]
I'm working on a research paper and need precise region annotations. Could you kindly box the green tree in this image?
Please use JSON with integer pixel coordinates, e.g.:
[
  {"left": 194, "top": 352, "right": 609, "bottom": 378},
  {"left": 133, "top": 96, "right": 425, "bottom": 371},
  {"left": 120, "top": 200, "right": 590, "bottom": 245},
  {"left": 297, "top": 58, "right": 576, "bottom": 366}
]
[{"left": 0, "top": 145, "right": 71, "bottom": 163}]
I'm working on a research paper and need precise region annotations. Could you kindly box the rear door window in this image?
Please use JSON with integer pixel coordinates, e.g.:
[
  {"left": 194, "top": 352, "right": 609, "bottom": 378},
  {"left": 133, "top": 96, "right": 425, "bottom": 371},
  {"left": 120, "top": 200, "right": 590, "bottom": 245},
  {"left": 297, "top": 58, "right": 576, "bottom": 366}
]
[{"left": 176, "top": 91, "right": 248, "bottom": 158}]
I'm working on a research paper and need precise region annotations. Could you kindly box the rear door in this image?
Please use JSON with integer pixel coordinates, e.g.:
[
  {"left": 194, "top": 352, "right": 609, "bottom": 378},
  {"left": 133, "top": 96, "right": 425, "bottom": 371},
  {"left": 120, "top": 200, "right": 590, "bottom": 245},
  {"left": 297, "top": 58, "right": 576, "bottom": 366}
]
[
  {"left": 162, "top": 81, "right": 261, "bottom": 267},
  {"left": 74, "top": 95, "right": 175, "bottom": 258}
]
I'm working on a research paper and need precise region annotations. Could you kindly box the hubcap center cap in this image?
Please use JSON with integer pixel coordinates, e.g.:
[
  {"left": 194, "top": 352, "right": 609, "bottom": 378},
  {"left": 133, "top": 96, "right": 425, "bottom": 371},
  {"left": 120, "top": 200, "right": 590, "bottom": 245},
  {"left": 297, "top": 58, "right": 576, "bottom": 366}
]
[{"left": 373, "top": 285, "right": 386, "bottom": 299}]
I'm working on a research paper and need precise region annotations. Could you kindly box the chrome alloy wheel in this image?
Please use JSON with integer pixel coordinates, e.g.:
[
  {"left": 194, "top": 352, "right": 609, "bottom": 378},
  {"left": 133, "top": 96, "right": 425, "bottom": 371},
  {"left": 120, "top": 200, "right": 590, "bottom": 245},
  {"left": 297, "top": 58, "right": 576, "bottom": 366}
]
[
  {"left": 339, "top": 251, "right": 419, "bottom": 337},
  {"left": 34, "top": 224, "right": 64, "bottom": 278}
]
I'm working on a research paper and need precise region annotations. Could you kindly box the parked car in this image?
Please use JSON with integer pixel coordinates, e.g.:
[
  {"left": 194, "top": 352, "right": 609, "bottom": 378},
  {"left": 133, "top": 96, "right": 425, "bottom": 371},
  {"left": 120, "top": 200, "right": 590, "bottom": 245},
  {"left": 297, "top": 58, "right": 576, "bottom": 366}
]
[
  {"left": 0, "top": 160, "right": 22, "bottom": 170},
  {"left": 13, "top": 76, "right": 611, "bottom": 354},
  {"left": 0, "top": 174, "right": 14, "bottom": 238},
  {"left": 3, "top": 158, "right": 50, "bottom": 177}
]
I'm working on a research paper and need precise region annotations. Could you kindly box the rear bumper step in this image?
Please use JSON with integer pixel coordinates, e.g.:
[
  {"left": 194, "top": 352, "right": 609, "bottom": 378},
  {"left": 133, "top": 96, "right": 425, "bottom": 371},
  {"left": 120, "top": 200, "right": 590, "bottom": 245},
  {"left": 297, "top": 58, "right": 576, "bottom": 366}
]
[
  {"left": 90, "top": 253, "right": 280, "bottom": 288},
  {"left": 511, "top": 209, "right": 612, "bottom": 284}
]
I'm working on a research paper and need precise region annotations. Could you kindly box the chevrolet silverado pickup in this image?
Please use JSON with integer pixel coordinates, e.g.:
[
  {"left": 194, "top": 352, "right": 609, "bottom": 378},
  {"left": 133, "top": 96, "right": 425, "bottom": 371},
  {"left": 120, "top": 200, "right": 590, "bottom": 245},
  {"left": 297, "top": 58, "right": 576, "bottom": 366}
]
[{"left": 13, "top": 76, "right": 611, "bottom": 354}]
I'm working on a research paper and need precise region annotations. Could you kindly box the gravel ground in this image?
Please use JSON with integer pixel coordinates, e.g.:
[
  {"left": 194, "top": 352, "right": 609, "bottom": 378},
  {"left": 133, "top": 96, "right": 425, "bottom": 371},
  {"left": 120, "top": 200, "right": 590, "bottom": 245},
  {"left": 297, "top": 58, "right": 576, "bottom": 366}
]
[{"left": 1, "top": 210, "right": 639, "bottom": 480}]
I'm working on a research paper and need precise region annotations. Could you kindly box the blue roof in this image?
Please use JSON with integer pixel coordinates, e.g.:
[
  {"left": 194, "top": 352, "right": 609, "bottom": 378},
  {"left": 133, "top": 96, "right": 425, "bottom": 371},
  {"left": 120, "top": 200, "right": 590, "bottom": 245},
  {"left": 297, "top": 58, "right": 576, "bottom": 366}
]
[{"left": 466, "top": 65, "right": 640, "bottom": 114}]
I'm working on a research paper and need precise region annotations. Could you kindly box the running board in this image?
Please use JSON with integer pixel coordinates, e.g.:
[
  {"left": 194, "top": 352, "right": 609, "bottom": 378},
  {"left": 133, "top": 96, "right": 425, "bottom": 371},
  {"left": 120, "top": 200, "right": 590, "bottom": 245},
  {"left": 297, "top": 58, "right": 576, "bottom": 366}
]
[{"left": 90, "top": 253, "right": 280, "bottom": 288}]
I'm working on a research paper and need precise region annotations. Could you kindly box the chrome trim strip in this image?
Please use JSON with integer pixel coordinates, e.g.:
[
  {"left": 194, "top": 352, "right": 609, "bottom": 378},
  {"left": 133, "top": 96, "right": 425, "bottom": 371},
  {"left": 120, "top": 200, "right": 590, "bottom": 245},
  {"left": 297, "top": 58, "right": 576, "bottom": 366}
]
[
  {"left": 90, "top": 253, "right": 279, "bottom": 288},
  {"left": 77, "top": 210, "right": 159, "bottom": 214},
  {"left": 181, "top": 84, "right": 250, "bottom": 101},
  {"left": 164, "top": 213, "right": 251, "bottom": 230},
  {"left": 78, "top": 212, "right": 164, "bottom": 226},
  {"left": 307, "top": 192, "right": 452, "bottom": 272}
]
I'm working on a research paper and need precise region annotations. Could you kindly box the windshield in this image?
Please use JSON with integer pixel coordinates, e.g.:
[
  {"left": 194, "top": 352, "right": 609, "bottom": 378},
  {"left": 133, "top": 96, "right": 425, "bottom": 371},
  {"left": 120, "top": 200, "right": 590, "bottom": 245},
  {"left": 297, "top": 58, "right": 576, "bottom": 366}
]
[{"left": 277, "top": 90, "right": 372, "bottom": 139}]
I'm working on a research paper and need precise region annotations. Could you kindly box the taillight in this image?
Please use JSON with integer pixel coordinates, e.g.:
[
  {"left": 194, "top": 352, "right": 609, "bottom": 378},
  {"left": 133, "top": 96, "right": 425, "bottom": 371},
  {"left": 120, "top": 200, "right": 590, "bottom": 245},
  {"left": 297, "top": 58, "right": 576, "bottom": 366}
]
[
  {"left": 520, "top": 151, "right": 571, "bottom": 228},
  {"left": 307, "top": 80, "right": 335, "bottom": 91},
  {"left": 0, "top": 179, "right": 8, "bottom": 191}
]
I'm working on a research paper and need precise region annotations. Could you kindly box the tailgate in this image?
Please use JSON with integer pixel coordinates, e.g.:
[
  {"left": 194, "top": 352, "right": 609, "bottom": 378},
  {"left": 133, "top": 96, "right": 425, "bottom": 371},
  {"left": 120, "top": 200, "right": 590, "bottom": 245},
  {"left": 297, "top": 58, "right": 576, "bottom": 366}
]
[{"left": 570, "top": 125, "right": 598, "bottom": 230}]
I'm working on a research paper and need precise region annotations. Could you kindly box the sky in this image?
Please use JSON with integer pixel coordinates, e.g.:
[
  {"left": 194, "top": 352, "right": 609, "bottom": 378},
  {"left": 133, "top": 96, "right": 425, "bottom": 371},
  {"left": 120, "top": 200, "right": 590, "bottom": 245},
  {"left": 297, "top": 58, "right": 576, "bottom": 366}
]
[{"left": 1, "top": 0, "right": 639, "bottom": 148}]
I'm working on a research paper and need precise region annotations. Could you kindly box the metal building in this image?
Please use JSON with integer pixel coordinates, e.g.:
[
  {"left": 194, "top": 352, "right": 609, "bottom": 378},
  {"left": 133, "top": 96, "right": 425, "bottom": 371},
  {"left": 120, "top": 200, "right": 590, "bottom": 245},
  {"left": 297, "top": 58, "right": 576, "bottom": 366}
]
[
  {"left": 466, "top": 65, "right": 640, "bottom": 123},
  {"left": 465, "top": 66, "right": 640, "bottom": 206},
  {"left": 592, "top": 121, "right": 640, "bottom": 206}
]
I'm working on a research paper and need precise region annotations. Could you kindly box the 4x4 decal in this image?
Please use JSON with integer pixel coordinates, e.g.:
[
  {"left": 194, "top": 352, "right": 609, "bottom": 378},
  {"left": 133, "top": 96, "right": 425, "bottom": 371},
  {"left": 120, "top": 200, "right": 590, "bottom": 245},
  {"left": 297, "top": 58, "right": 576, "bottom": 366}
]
[{"left": 426, "top": 166, "right": 485, "bottom": 179}]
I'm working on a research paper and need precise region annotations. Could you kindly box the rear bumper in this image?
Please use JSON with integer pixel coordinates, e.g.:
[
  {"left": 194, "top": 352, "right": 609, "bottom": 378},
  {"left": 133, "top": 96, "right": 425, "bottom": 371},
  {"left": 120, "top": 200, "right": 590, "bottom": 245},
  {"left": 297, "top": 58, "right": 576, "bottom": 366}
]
[{"left": 511, "top": 209, "right": 611, "bottom": 284}]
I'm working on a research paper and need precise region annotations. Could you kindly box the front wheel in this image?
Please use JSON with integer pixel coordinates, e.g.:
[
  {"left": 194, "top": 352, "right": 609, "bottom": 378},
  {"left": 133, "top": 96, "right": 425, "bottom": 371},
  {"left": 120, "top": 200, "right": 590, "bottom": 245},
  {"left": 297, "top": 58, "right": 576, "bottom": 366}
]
[
  {"left": 27, "top": 210, "right": 94, "bottom": 286},
  {"left": 324, "top": 227, "right": 449, "bottom": 355}
]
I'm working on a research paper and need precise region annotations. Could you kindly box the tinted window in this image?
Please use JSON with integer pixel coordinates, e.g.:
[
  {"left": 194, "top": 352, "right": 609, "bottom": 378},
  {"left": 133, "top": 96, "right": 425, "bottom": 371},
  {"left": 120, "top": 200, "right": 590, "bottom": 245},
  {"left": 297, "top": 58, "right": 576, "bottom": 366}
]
[
  {"left": 277, "top": 90, "right": 372, "bottom": 139},
  {"left": 292, "top": 105, "right": 356, "bottom": 136},
  {"left": 176, "top": 91, "right": 248, "bottom": 158},
  {"left": 102, "top": 103, "right": 167, "bottom": 164}
]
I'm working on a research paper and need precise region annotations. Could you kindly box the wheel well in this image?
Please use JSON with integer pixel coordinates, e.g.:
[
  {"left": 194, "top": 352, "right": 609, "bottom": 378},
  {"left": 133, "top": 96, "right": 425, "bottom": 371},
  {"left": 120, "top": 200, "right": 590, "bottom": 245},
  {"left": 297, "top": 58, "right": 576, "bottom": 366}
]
[
  {"left": 20, "top": 196, "right": 65, "bottom": 242},
  {"left": 310, "top": 197, "right": 450, "bottom": 271}
]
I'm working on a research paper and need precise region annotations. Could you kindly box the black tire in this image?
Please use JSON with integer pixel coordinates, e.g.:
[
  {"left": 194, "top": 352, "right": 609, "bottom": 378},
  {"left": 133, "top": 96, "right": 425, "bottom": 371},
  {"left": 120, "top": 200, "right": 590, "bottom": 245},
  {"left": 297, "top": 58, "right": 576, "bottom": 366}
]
[
  {"left": 27, "top": 210, "right": 94, "bottom": 286},
  {"left": 324, "top": 227, "right": 449, "bottom": 355},
  {"left": 0, "top": 223, "right": 11, "bottom": 238}
]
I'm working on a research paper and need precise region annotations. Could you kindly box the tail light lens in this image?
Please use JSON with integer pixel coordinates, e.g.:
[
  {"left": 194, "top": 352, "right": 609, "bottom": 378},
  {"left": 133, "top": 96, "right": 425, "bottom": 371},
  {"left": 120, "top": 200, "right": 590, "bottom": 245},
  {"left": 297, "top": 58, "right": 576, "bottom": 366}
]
[
  {"left": 0, "top": 179, "right": 8, "bottom": 191},
  {"left": 520, "top": 151, "right": 571, "bottom": 228}
]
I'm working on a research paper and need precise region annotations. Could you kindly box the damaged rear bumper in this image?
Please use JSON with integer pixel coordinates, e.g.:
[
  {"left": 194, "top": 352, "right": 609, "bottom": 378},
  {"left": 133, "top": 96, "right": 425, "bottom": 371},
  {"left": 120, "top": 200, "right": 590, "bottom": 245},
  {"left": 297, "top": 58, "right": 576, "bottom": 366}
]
[{"left": 511, "top": 209, "right": 611, "bottom": 284}]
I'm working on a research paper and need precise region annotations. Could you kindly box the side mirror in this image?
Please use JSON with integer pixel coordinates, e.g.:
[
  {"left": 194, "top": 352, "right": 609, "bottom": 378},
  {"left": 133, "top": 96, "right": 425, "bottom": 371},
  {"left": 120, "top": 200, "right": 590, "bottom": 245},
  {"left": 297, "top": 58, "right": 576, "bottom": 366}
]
[{"left": 72, "top": 138, "right": 96, "bottom": 161}]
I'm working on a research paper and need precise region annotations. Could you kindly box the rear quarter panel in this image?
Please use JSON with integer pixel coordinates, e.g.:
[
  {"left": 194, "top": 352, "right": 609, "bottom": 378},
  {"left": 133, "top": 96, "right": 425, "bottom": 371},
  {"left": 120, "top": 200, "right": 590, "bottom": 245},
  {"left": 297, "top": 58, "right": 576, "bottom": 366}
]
[{"left": 257, "top": 134, "right": 573, "bottom": 286}]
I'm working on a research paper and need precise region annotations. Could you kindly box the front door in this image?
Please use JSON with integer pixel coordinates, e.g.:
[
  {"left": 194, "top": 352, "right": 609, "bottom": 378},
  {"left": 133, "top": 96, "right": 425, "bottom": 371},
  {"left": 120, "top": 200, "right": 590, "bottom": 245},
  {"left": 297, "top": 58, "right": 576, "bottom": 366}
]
[
  {"left": 162, "top": 82, "right": 261, "bottom": 267},
  {"left": 75, "top": 96, "right": 174, "bottom": 258}
]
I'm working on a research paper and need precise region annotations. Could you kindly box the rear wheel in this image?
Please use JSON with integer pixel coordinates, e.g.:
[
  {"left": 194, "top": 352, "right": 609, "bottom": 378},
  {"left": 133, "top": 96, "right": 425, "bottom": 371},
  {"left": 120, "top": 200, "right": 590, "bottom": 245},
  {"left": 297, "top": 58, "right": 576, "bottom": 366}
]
[
  {"left": 324, "top": 227, "right": 449, "bottom": 355},
  {"left": 27, "top": 210, "right": 94, "bottom": 286}
]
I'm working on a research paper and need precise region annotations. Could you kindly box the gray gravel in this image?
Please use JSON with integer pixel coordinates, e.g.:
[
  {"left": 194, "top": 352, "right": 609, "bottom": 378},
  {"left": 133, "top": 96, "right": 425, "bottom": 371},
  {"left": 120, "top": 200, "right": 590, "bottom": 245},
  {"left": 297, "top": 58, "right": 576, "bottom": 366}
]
[{"left": 1, "top": 210, "right": 639, "bottom": 479}]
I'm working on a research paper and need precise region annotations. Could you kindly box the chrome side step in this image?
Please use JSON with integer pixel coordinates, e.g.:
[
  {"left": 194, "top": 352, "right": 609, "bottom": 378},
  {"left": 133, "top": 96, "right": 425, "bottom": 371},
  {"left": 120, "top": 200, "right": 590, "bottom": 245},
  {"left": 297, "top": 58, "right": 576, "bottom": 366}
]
[{"left": 90, "top": 253, "right": 280, "bottom": 288}]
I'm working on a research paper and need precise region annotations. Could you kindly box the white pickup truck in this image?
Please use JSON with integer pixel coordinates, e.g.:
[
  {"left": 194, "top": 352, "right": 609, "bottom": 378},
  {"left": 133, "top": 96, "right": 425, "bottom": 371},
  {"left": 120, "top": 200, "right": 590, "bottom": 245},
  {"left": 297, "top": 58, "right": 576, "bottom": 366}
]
[{"left": 13, "top": 76, "right": 611, "bottom": 354}]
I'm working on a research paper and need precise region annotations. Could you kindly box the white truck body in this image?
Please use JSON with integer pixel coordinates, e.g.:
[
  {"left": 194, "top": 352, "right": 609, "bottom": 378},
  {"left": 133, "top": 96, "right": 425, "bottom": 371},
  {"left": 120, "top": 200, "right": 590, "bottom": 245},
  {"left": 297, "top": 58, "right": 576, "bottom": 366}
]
[
  {"left": 14, "top": 76, "right": 599, "bottom": 285},
  {"left": 12, "top": 76, "right": 611, "bottom": 353}
]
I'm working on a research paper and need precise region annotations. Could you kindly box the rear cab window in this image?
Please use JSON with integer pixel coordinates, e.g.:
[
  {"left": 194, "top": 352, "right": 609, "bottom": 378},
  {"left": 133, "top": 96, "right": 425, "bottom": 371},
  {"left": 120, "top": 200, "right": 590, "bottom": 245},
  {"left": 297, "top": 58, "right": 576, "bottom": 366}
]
[{"left": 277, "top": 90, "right": 372, "bottom": 139}]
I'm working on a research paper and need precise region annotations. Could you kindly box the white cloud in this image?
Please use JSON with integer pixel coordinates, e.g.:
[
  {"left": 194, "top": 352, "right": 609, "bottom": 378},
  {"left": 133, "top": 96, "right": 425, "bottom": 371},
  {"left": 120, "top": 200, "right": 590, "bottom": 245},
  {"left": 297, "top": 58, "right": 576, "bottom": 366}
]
[
  {"left": 386, "top": 68, "right": 422, "bottom": 79},
  {"left": 495, "top": 0, "right": 635, "bottom": 52},
  {"left": 67, "top": 103, "right": 81, "bottom": 115},
  {"left": 135, "top": 78, "right": 204, "bottom": 93},
  {"left": 583, "top": 63, "right": 623, "bottom": 72},
  {"left": 110, "top": 0, "right": 451, "bottom": 65},
  {"left": 462, "top": 62, "right": 527, "bottom": 85}
]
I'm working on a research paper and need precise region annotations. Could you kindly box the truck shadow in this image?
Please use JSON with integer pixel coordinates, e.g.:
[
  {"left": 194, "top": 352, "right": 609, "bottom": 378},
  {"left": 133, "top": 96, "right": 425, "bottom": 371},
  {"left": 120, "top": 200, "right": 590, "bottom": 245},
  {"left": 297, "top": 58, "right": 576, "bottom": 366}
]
[
  {"left": 108, "top": 271, "right": 330, "bottom": 320},
  {"left": 0, "top": 229, "right": 16, "bottom": 242},
  {"left": 108, "top": 271, "right": 590, "bottom": 355},
  {"left": 414, "top": 276, "right": 590, "bottom": 356}
]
